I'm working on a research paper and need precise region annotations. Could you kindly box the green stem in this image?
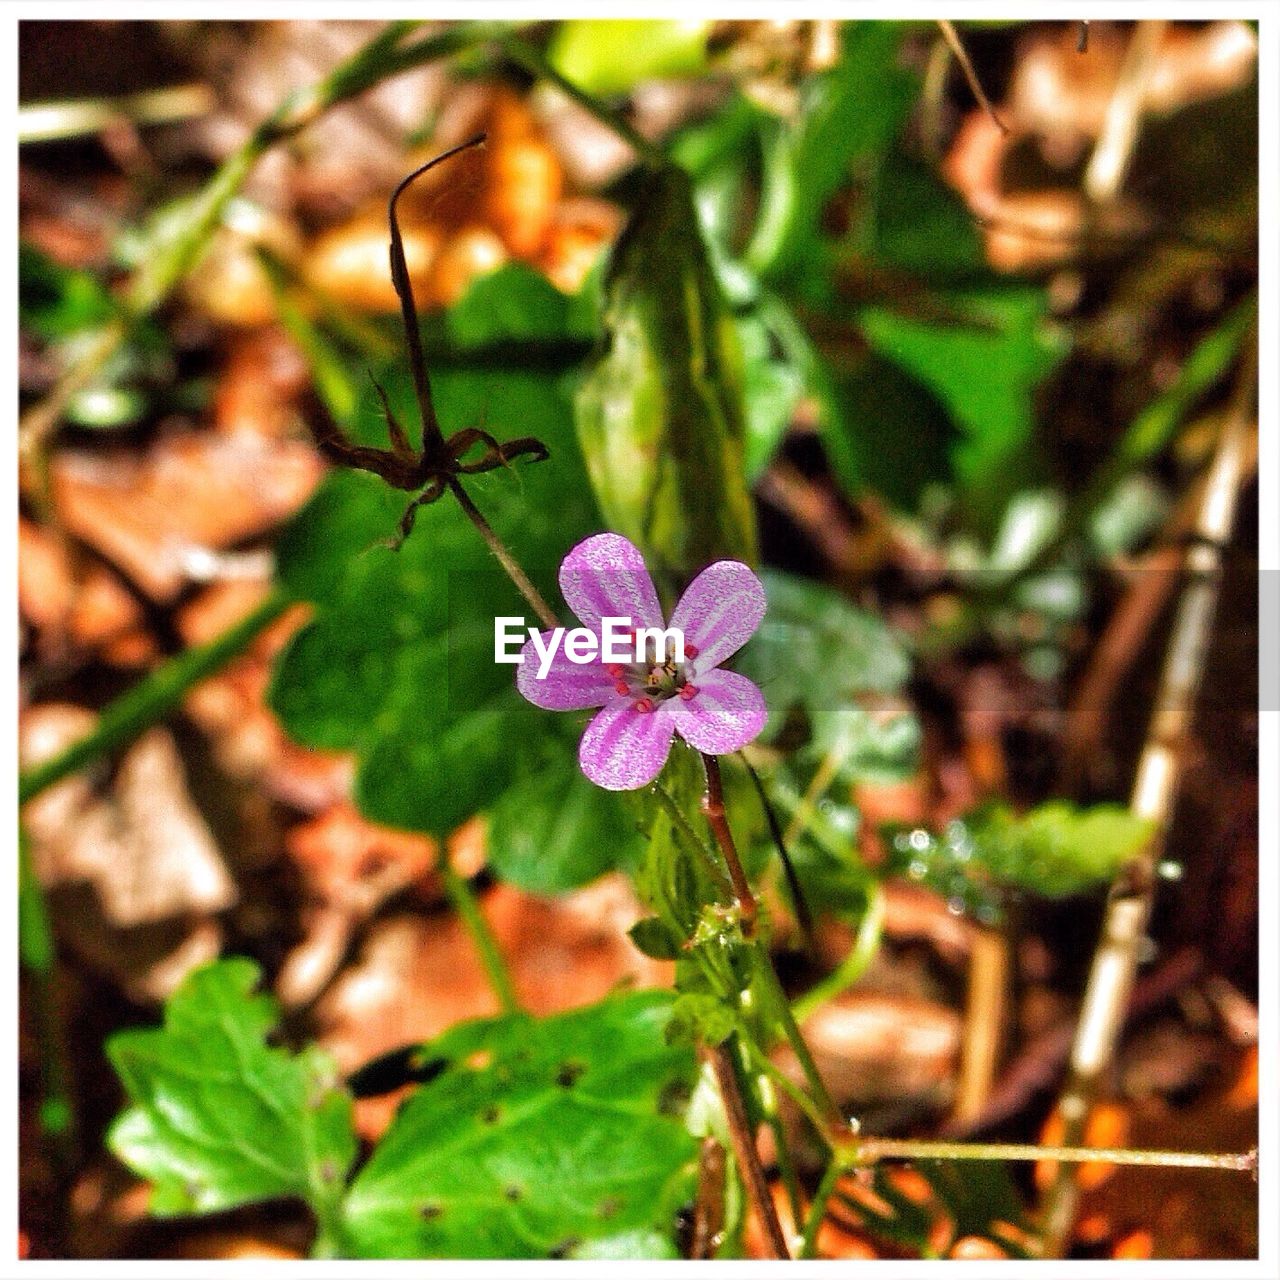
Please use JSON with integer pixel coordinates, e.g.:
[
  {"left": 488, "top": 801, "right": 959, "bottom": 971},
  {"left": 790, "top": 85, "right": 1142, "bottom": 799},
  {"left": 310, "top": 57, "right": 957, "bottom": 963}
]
[
  {"left": 753, "top": 944, "right": 846, "bottom": 1135},
  {"left": 855, "top": 1137, "right": 1256, "bottom": 1173},
  {"left": 502, "top": 36, "right": 665, "bottom": 167},
  {"left": 440, "top": 856, "right": 521, "bottom": 1015},
  {"left": 791, "top": 885, "right": 885, "bottom": 1024},
  {"left": 19, "top": 588, "right": 290, "bottom": 806},
  {"left": 800, "top": 1158, "right": 843, "bottom": 1259},
  {"left": 651, "top": 781, "right": 736, "bottom": 901}
]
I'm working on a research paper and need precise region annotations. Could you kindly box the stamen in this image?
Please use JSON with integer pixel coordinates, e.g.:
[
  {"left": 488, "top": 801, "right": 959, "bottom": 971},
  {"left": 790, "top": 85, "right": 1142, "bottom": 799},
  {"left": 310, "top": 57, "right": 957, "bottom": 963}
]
[
  {"left": 633, "top": 696, "right": 654, "bottom": 713},
  {"left": 606, "top": 664, "right": 624, "bottom": 678},
  {"left": 614, "top": 681, "right": 630, "bottom": 695},
  {"left": 679, "top": 684, "right": 698, "bottom": 701},
  {"left": 685, "top": 643, "right": 699, "bottom": 659}
]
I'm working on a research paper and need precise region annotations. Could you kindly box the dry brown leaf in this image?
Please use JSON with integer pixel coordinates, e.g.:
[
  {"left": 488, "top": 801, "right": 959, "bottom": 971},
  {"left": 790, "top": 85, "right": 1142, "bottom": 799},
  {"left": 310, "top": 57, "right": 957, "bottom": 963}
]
[
  {"left": 18, "top": 517, "right": 152, "bottom": 664},
  {"left": 52, "top": 432, "right": 322, "bottom": 601},
  {"left": 792, "top": 991, "right": 960, "bottom": 1108}
]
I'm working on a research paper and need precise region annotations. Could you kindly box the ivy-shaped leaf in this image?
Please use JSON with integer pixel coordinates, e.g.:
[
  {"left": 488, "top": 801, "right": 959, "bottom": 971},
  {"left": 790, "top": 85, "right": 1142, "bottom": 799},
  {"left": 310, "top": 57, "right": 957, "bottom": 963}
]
[
  {"left": 340, "top": 992, "right": 698, "bottom": 1259},
  {"left": 269, "top": 355, "right": 600, "bottom": 837},
  {"left": 106, "top": 959, "right": 355, "bottom": 1229}
]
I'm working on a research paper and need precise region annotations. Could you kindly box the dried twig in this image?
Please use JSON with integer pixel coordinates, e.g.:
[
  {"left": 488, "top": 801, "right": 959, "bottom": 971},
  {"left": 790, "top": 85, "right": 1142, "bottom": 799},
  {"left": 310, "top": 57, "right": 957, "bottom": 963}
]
[
  {"left": 1039, "top": 340, "right": 1256, "bottom": 1254},
  {"left": 937, "top": 19, "right": 1009, "bottom": 135}
]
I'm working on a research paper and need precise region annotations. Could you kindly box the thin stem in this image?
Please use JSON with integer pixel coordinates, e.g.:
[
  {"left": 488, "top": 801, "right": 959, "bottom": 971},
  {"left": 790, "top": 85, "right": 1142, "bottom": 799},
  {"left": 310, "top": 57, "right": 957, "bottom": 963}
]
[
  {"left": 651, "top": 782, "right": 736, "bottom": 902},
  {"left": 937, "top": 20, "right": 1009, "bottom": 135},
  {"left": 952, "top": 923, "right": 1009, "bottom": 1127},
  {"left": 439, "top": 855, "right": 521, "bottom": 1015},
  {"left": 740, "top": 754, "right": 814, "bottom": 947},
  {"left": 690, "top": 1136, "right": 727, "bottom": 1259},
  {"left": 387, "top": 134, "right": 488, "bottom": 450},
  {"left": 1039, "top": 339, "right": 1257, "bottom": 1253},
  {"left": 1084, "top": 19, "right": 1166, "bottom": 204},
  {"left": 700, "top": 754, "right": 757, "bottom": 929},
  {"left": 800, "top": 1159, "right": 842, "bottom": 1259},
  {"left": 758, "top": 1073, "right": 804, "bottom": 1231},
  {"left": 791, "top": 885, "right": 885, "bottom": 1024},
  {"left": 707, "top": 1038, "right": 791, "bottom": 1259},
  {"left": 446, "top": 478, "right": 559, "bottom": 631},
  {"left": 502, "top": 36, "right": 665, "bottom": 167},
  {"left": 19, "top": 588, "right": 290, "bottom": 806},
  {"left": 753, "top": 946, "right": 846, "bottom": 1136},
  {"left": 856, "top": 1137, "right": 1256, "bottom": 1174}
]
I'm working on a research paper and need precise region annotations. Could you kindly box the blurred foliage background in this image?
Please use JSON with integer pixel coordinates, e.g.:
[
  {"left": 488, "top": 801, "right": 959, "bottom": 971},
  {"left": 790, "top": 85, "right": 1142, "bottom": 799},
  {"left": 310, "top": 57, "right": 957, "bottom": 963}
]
[{"left": 17, "top": 17, "right": 1258, "bottom": 1262}]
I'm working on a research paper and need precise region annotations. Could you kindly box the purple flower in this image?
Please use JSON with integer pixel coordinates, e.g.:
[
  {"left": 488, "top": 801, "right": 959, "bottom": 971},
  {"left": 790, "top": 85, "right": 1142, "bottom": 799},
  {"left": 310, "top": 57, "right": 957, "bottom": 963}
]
[{"left": 516, "top": 533, "right": 768, "bottom": 790}]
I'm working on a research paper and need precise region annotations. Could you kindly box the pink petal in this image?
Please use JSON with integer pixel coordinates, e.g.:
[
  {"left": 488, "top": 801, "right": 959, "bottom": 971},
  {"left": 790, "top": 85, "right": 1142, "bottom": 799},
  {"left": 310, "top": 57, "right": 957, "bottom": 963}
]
[
  {"left": 559, "top": 533, "right": 664, "bottom": 634},
  {"left": 578, "top": 697, "right": 676, "bottom": 791},
  {"left": 670, "top": 561, "right": 766, "bottom": 672},
  {"left": 515, "top": 630, "right": 613, "bottom": 710},
  {"left": 670, "top": 669, "right": 767, "bottom": 756}
]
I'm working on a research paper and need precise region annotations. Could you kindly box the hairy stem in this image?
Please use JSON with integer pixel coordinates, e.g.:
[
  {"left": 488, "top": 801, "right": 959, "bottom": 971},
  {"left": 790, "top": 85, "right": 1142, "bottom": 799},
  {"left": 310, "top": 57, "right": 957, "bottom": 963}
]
[
  {"left": 447, "top": 479, "right": 559, "bottom": 631},
  {"left": 707, "top": 1038, "right": 791, "bottom": 1259},
  {"left": 19, "top": 588, "right": 291, "bottom": 806},
  {"left": 700, "top": 754, "right": 757, "bottom": 929},
  {"left": 1039, "top": 339, "right": 1257, "bottom": 1254},
  {"left": 439, "top": 855, "right": 522, "bottom": 1016}
]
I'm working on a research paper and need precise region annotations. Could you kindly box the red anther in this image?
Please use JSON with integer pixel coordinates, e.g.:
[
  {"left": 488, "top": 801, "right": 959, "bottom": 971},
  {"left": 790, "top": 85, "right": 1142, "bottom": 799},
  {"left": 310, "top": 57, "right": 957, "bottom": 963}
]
[
  {"left": 614, "top": 681, "right": 630, "bottom": 695},
  {"left": 606, "top": 664, "right": 624, "bottom": 678},
  {"left": 685, "top": 643, "right": 699, "bottom": 659},
  {"left": 679, "top": 684, "right": 698, "bottom": 701},
  {"left": 633, "top": 696, "right": 654, "bottom": 713}
]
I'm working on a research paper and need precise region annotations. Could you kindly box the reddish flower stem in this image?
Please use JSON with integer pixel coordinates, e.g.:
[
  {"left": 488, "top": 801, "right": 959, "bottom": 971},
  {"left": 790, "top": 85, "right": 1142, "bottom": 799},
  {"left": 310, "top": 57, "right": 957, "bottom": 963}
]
[
  {"left": 700, "top": 754, "right": 757, "bottom": 930},
  {"left": 707, "top": 1039, "right": 791, "bottom": 1259}
]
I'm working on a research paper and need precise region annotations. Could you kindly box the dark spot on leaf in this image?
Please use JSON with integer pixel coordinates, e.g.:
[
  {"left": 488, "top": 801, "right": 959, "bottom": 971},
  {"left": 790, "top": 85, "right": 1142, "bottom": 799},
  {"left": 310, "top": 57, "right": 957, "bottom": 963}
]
[
  {"left": 657, "top": 1077, "right": 692, "bottom": 1115},
  {"left": 598, "top": 1195, "right": 621, "bottom": 1220},
  {"left": 556, "top": 1060, "right": 585, "bottom": 1088},
  {"left": 420, "top": 1202, "right": 444, "bottom": 1221},
  {"left": 548, "top": 1237, "right": 581, "bottom": 1259},
  {"left": 504, "top": 1184, "right": 523, "bottom": 1202},
  {"left": 481, "top": 1104, "right": 501, "bottom": 1124}
]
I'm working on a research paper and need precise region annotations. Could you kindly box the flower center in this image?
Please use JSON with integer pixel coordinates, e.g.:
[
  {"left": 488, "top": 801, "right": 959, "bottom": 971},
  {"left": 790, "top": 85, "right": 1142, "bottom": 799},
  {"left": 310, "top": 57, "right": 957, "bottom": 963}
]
[{"left": 608, "top": 643, "right": 700, "bottom": 713}]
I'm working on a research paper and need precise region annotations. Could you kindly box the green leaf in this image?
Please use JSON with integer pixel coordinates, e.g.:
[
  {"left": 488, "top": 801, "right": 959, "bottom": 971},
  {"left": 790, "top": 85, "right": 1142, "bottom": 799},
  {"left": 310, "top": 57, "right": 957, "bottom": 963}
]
[
  {"left": 737, "top": 310, "right": 805, "bottom": 479},
  {"left": 575, "top": 163, "right": 756, "bottom": 588},
  {"left": 340, "top": 992, "right": 698, "bottom": 1259},
  {"left": 548, "top": 20, "right": 711, "bottom": 96},
  {"left": 486, "top": 732, "right": 644, "bottom": 894},
  {"left": 628, "top": 917, "right": 683, "bottom": 961},
  {"left": 19, "top": 241, "right": 118, "bottom": 340},
  {"left": 443, "top": 262, "right": 597, "bottom": 348},
  {"left": 888, "top": 801, "right": 1156, "bottom": 920},
  {"left": 269, "top": 361, "right": 599, "bottom": 837},
  {"left": 971, "top": 801, "right": 1156, "bottom": 897},
  {"left": 818, "top": 353, "right": 959, "bottom": 512},
  {"left": 859, "top": 288, "right": 1068, "bottom": 522},
  {"left": 666, "top": 993, "right": 735, "bottom": 1048},
  {"left": 746, "top": 22, "right": 917, "bottom": 288},
  {"left": 865, "top": 147, "right": 986, "bottom": 282},
  {"left": 106, "top": 959, "right": 355, "bottom": 1226},
  {"left": 736, "top": 570, "right": 912, "bottom": 749}
]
